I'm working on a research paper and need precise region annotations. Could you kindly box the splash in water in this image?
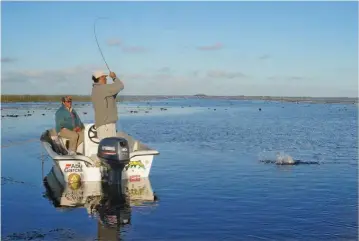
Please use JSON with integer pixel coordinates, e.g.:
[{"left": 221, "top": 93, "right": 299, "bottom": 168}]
[{"left": 258, "top": 151, "right": 319, "bottom": 165}]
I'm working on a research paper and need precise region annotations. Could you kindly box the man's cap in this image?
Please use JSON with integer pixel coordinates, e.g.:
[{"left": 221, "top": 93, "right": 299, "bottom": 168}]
[
  {"left": 93, "top": 71, "right": 108, "bottom": 79},
  {"left": 62, "top": 96, "right": 72, "bottom": 102}
]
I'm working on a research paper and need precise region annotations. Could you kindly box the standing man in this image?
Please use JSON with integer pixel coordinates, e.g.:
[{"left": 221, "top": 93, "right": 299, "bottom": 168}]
[
  {"left": 91, "top": 70, "right": 124, "bottom": 140},
  {"left": 55, "top": 96, "right": 85, "bottom": 155}
]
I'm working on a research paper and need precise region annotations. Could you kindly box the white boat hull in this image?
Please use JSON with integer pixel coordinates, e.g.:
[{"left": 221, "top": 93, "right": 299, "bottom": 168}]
[{"left": 40, "top": 123, "right": 159, "bottom": 183}]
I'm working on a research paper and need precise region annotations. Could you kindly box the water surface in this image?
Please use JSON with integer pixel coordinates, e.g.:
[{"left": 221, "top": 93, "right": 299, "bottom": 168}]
[{"left": 1, "top": 99, "right": 358, "bottom": 240}]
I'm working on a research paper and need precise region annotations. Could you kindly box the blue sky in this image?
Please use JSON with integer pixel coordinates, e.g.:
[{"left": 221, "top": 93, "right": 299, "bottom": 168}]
[{"left": 1, "top": 1, "right": 358, "bottom": 97}]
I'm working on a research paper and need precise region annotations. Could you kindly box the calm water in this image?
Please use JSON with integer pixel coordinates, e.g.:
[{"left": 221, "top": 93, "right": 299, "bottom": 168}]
[{"left": 1, "top": 99, "right": 358, "bottom": 240}]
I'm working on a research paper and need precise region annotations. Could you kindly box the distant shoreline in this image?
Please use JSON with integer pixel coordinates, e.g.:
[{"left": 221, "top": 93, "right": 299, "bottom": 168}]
[{"left": 0, "top": 94, "right": 357, "bottom": 104}]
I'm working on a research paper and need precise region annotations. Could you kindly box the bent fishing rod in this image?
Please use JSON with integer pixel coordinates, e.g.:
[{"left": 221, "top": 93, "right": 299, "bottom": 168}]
[
  {"left": 93, "top": 17, "right": 125, "bottom": 131},
  {"left": 94, "top": 17, "right": 112, "bottom": 73}
]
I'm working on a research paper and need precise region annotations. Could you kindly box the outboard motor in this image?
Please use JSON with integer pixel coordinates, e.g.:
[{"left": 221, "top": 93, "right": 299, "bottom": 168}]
[{"left": 97, "top": 137, "right": 130, "bottom": 183}]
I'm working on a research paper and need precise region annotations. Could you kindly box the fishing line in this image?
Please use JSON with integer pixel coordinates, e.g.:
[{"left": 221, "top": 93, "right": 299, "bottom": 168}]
[{"left": 94, "top": 17, "right": 112, "bottom": 72}]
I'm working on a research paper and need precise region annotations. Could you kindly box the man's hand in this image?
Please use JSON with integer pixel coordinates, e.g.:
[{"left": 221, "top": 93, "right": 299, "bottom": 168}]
[
  {"left": 74, "top": 127, "right": 81, "bottom": 132},
  {"left": 109, "top": 72, "right": 117, "bottom": 79}
]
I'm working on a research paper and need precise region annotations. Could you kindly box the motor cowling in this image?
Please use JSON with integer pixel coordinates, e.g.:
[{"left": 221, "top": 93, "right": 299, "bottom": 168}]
[{"left": 97, "top": 137, "right": 130, "bottom": 168}]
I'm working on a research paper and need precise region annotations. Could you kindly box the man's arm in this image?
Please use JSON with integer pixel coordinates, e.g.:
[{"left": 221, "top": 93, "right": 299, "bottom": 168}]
[
  {"left": 73, "top": 109, "right": 85, "bottom": 129},
  {"left": 55, "top": 111, "right": 66, "bottom": 132},
  {"left": 102, "top": 77, "right": 124, "bottom": 97}
]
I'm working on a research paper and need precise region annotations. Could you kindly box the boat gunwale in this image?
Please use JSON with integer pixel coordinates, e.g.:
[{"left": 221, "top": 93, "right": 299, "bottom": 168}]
[{"left": 40, "top": 129, "right": 160, "bottom": 166}]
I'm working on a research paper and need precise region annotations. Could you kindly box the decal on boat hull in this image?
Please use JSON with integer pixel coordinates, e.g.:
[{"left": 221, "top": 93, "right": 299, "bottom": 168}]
[{"left": 125, "top": 160, "right": 145, "bottom": 171}]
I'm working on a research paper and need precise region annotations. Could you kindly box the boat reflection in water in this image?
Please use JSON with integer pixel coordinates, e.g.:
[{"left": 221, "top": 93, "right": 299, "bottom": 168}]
[{"left": 42, "top": 167, "right": 159, "bottom": 240}]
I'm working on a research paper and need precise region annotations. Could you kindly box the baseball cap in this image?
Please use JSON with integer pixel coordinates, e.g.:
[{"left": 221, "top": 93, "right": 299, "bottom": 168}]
[
  {"left": 62, "top": 96, "right": 72, "bottom": 102},
  {"left": 93, "top": 71, "right": 108, "bottom": 79}
]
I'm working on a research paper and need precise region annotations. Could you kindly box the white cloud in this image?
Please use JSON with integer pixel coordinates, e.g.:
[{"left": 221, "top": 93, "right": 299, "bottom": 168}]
[{"left": 2, "top": 65, "right": 356, "bottom": 97}]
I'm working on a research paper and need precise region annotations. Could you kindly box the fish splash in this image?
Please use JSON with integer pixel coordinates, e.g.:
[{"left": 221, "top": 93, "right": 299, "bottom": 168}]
[{"left": 258, "top": 151, "right": 319, "bottom": 165}]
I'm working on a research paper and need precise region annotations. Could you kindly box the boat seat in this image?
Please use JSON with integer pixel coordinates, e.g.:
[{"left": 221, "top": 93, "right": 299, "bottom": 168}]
[
  {"left": 48, "top": 129, "right": 69, "bottom": 155},
  {"left": 59, "top": 136, "right": 84, "bottom": 154},
  {"left": 48, "top": 129, "right": 83, "bottom": 154},
  {"left": 59, "top": 137, "right": 70, "bottom": 150}
]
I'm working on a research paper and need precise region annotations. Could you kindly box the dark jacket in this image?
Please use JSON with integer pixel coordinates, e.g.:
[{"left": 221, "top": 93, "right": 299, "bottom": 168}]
[
  {"left": 55, "top": 104, "right": 84, "bottom": 133},
  {"left": 91, "top": 77, "right": 124, "bottom": 127}
]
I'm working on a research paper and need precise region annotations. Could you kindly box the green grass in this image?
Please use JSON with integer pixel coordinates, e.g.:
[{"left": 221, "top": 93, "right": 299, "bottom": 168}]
[
  {"left": 1, "top": 94, "right": 357, "bottom": 104},
  {"left": 0, "top": 95, "right": 166, "bottom": 103},
  {"left": 1, "top": 95, "right": 93, "bottom": 103}
]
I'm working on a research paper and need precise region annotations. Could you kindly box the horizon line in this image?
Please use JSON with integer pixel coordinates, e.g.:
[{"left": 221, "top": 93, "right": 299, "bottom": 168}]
[{"left": 1, "top": 94, "right": 358, "bottom": 99}]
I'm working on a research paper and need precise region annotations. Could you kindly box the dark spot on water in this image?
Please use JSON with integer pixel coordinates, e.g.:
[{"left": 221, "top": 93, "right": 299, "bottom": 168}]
[
  {"left": 3, "top": 228, "right": 77, "bottom": 241},
  {"left": 259, "top": 159, "right": 320, "bottom": 165},
  {"left": 3, "top": 231, "right": 45, "bottom": 240},
  {"left": 259, "top": 108, "right": 262, "bottom": 111},
  {"left": 1, "top": 177, "right": 26, "bottom": 185}
]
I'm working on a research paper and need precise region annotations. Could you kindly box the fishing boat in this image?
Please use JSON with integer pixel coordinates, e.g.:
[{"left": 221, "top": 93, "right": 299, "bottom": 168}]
[{"left": 40, "top": 123, "right": 159, "bottom": 184}]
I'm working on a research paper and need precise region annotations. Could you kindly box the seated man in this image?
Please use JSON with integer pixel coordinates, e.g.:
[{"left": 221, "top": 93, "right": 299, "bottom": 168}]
[{"left": 55, "top": 96, "right": 85, "bottom": 155}]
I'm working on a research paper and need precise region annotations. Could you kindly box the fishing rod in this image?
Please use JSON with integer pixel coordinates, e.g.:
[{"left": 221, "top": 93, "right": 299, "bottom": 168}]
[
  {"left": 94, "top": 17, "right": 112, "bottom": 72},
  {"left": 93, "top": 17, "right": 124, "bottom": 131}
]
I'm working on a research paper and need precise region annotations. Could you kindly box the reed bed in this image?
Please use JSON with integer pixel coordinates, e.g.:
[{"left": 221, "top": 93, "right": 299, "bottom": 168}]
[
  {"left": 1, "top": 95, "right": 357, "bottom": 104},
  {"left": 0, "top": 95, "right": 171, "bottom": 103}
]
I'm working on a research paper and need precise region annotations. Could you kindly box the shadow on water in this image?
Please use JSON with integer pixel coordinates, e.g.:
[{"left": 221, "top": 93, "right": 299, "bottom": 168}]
[{"left": 3, "top": 167, "right": 159, "bottom": 241}]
